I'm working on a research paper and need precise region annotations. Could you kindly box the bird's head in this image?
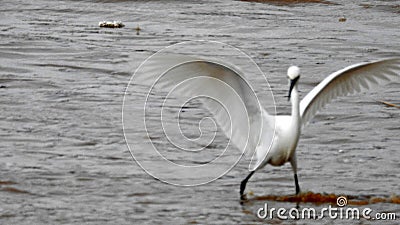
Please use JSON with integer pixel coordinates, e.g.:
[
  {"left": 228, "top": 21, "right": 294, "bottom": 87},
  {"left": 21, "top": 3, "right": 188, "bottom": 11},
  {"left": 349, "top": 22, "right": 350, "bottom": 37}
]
[{"left": 287, "top": 66, "right": 300, "bottom": 101}]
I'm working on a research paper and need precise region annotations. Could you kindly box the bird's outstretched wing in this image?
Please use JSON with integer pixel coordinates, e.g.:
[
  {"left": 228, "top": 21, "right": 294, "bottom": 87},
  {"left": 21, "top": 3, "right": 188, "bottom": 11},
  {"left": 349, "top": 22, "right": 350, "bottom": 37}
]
[
  {"left": 135, "top": 54, "right": 275, "bottom": 161},
  {"left": 300, "top": 58, "right": 400, "bottom": 126}
]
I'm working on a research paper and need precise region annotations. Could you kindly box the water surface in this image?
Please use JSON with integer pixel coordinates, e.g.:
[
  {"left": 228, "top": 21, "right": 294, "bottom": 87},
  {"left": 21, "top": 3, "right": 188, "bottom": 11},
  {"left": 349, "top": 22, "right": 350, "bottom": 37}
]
[{"left": 0, "top": 0, "right": 399, "bottom": 224}]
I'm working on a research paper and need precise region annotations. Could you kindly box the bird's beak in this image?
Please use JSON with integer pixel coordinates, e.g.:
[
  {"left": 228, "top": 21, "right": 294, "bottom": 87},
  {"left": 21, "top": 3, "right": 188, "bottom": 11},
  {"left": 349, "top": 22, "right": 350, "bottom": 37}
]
[{"left": 288, "top": 76, "right": 299, "bottom": 101}]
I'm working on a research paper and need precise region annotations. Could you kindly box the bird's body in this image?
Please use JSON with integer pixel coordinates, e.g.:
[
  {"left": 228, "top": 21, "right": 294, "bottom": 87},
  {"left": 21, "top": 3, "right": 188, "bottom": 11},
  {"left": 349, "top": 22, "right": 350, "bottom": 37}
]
[
  {"left": 257, "top": 85, "right": 301, "bottom": 168},
  {"left": 265, "top": 115, "right": 300, "bottom": 167},
  {"left": 138, "top": 55, "right": 400, "bottom": 198},
  {"left": 240, "top": 66, "right": 304, "bottom": 198}
]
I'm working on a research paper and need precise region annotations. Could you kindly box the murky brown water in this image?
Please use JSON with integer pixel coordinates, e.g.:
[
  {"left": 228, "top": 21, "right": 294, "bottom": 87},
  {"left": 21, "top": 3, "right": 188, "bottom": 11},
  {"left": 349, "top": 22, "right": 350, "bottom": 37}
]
[{"left": 0, "top": 0, "right": 399, "bottom": 224}]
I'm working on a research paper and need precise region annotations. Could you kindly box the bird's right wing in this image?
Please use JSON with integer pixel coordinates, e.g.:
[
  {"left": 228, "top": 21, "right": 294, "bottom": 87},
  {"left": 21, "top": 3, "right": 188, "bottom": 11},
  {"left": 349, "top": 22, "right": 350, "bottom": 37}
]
[
  {"left": 300, "top": 58, "right": 400, "bottom": 126},
  {"left": 135, "top": 54, "right": 276, "bottom": 166}
]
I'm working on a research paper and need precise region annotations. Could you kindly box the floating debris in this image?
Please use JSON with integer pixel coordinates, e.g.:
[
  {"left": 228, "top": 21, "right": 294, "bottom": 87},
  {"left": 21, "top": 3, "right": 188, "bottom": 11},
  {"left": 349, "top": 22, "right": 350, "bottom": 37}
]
[
  {"left": 99, "top": 21, "right": 125, "bottom": 28},
  {"left": 339, "top": 17, "right": 347, "bottom": 22},
  {"left": 135, "top": 25, "right": 141, "bottom": 35},
  {"left": 1, "top": 187, "right": 31, "bottom": 194},
  {"left": 0, "top": 180, "right": 17, "bottom": 185},
  {"left": 377, "top": 100, "right": 400, "bottom": 109},
  {"left": 360, "top": 3, "right": 372, "bottom": 9}
]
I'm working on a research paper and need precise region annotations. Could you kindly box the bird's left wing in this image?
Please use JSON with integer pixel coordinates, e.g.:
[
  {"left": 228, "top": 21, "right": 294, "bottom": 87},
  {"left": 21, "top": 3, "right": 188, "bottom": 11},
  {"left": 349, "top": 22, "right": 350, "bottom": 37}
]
[
  {"left": 300, "top": 58, "right": 400, "bottom": 126},
  {"left": 134, "top": 54, "right": 275, "bottom": 163}
]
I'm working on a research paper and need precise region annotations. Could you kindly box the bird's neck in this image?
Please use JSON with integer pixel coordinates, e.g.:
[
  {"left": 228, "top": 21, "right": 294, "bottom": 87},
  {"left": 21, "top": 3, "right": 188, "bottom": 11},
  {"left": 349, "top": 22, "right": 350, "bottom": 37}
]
[{"left": 290, "top": 85, "right": 300, "bottom": 125}]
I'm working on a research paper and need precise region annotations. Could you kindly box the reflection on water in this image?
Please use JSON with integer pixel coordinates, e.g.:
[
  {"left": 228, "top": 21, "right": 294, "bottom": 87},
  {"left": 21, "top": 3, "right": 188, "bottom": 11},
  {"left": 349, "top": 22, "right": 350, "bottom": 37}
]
[{"left": 0, "top": 0, "right": 399, "bottom": 224}]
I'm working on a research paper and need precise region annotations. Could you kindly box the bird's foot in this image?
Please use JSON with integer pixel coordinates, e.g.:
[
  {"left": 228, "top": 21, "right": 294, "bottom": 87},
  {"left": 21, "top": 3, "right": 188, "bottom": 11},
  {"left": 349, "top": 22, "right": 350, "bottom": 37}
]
[
  {"left": 294, "top": 190, "right": 301, "bottom": 209},
  {"left": 240, "top": 193, "right": 250, "bottom": 205}
]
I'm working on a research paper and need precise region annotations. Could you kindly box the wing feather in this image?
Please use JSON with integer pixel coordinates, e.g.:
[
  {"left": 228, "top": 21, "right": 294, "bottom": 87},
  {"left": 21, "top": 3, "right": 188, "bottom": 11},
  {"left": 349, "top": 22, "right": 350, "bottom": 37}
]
[
  {"left": 300, "top": 58, "right": 400, "bottom": 126},
  {"left": 135, "top": 54, "right": 275, "bottom": 158}
]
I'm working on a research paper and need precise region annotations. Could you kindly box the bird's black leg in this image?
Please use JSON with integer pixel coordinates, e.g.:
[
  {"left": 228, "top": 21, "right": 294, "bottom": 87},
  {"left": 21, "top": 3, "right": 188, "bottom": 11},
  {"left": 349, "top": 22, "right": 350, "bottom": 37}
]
[
  {"left": 294, "top": 173, "right": 300, "bottom": 195},
  {"left": 240, "top": 171, "right": 255, "bottom": 200},
  {"left": 290, "top": 155, "right": 301, "bottom": 195}
]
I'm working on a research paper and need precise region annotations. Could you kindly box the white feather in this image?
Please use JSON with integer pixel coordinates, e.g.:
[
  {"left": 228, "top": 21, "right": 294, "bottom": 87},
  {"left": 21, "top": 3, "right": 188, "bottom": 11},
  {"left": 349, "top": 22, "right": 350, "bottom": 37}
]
[
  {"left": 300, "top": 58, "right": 400, "bottom": 126},
  {"left": 135, "top": 54, "right": 276, "bottom": 169}
]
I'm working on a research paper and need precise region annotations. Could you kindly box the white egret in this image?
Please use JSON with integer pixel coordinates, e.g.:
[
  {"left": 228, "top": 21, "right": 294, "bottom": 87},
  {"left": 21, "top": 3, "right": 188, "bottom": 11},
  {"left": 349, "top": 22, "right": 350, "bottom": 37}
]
[
  {"left": 239, "top": 59, "right": 400, "bottom": 199},
  {"left": 137, "top": 56, "right": 400, "bottom": 199}
]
